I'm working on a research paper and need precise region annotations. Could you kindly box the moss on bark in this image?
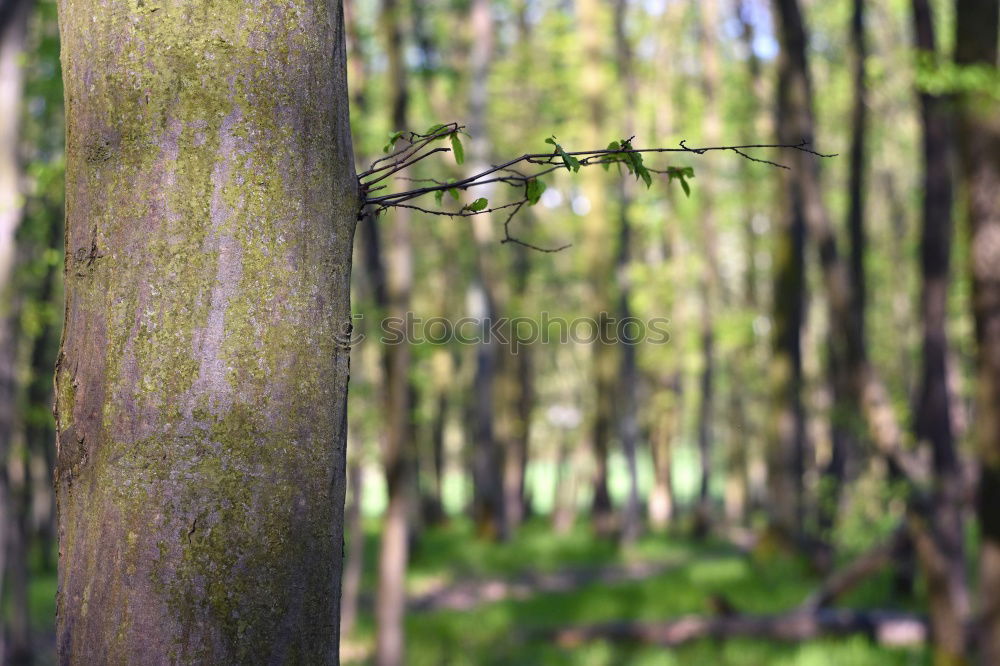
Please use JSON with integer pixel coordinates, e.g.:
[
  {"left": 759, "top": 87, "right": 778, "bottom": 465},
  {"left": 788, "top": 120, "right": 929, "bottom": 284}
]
[{"left": 55, "top": 1, "right": 357, "bottom": 662}]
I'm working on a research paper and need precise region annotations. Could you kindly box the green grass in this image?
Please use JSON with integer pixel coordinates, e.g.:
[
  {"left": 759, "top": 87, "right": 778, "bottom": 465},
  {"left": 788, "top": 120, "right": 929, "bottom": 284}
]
[
  {"left": 346, "top": 518, "right": 929, "bottom": 666},
  {"left": 19, "top": 517, "right": 928, "bottom": 665}
]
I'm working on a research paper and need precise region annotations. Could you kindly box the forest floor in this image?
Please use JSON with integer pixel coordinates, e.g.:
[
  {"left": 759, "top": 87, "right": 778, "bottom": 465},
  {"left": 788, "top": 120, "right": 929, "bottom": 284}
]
[
  {"left": 14, "top": 517, "right": 928, "bottom": 665},
  {"left": 343, "top": 518, "right": 929, "bottom": 666}
]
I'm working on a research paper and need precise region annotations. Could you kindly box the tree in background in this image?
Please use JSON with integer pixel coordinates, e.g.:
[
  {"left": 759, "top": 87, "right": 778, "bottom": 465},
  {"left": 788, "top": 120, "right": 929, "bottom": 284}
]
[
  {"left": 952, "top": 0, "right": 1000, "bottom": 661},
  {"left": 0, "top": 0, "right": 31, "bottom": 660}
]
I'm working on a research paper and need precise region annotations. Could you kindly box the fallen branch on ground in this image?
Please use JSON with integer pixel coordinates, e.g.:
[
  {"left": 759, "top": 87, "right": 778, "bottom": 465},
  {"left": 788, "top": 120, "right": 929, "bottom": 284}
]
[
  {"left": 549, "top": 608, "right": 928, "bottom": 648},
  {"left": 799, "top": 525, "right": 909, "bottom": 611},
  {"left": 410, "top": 560, "right": 671, "bottom": 612}
]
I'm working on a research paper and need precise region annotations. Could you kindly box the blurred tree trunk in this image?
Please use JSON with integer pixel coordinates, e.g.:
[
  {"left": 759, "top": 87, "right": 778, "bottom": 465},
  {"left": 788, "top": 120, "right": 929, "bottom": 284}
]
[
  {"left": 907, "top": 1, "right": 970, "bottom": 662},
  {"left": 768, "top": 0, "right": 810, "bottom": 537},
  {"left": 7, "top": 445, "right": 31, "bottom": 665},
  {"left": 497, "top": 0, "right": 538, "bottom": 537},
  {"left": 340, "top": 458, "right": 365, "bottom": 639},
  {"left": 375, "top": 1, "right": 416, "bottom": 664},
  {"left": 952, "top": 0, "right": 1000, "bottom": 661},
  {"left": 551, "top": 435, "right": 581, "bottom": 534},
  {"left": 693, "top": 0, "right": 723, "bottom": 540},
  {"left": 340, "top": 0, "right": 368, "bottom": 643},
  {"left": 820, "top": 0, "right": 869, "bottom": 538},
  {"left": 649, "top": 377, "right": 680, "bottom": 530},
  {"left": 577, "top": 0, "right": 617, "bottom": 535},
  {"left": 612, "top": 0, "right": 642, "bottom": 544},
  {"left": 0, "top": 0, "right": 30, "bottom": 662},
  {"left": 466, "top": 0, "right": 506, "bottom": 541},
  {"left": 55, "top": 0, "right": 356, "bottom": 661}
]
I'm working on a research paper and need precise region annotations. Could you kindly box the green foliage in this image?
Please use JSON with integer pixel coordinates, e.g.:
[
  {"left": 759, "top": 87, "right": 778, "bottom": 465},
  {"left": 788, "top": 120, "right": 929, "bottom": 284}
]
[
  {"left": 545, "top": 136, "right": 582, "bottom": 172},
  {"left": 450, "top": 133, "right": 465, "bottom": 165},
  {"left": 667, "top": 166, "right": 694, "bottom": 197},
  {"left": 915, "top": 53, "right": 1000, "bottom": 100},
  {"left": 383, "top": 130, "right": 405, "bottom": 153},
  {"left": 344, "top": 520, "right": 927, "bottom": 666},
  {"left": 462, "top": 197, "right": 488, "bottom": 213},
  {"left": 434, "top": 183, "right": 461, "bottom": 205},
  {"left": 525, "top": 178, "right": 546, "bottom": 205}
]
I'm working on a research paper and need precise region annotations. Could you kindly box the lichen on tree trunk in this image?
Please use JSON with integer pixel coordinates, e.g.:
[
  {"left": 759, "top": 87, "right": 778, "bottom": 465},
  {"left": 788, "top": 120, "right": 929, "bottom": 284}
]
[{"left": 54, "top": 1, "right": 357, "bottom": 662}]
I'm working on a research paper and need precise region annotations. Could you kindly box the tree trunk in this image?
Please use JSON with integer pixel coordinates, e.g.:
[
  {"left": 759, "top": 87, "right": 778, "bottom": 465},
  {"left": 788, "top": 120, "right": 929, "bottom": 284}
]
[
  {"left": 7, "top": 443, "right": 32, "bottom": 665},
  {"left": 649, "top": 382, "right": 679, "bottom": 530},
  {"left": 909, "top": 1, "right": 970, "bottom": 662},
  {"left": 577, "top": 0, "right": 617, "bottom": 534},
  {"left": 54, "top": 1, "right": 357, "bottom": 661},
  {"left": 612, "top": 0, "right": 642, "bottom": 544},
  {"left": 340, "top": 459, "right": 365, "bottom": 639},
  {"left": 820, "top": 0, "right": 869, "bottom": 538},
  {"left": 374, "top": 0, "right": 416, "bottom": 663},
  {"left": 768, "top": 0, "right": 809, "bottom": 536},
  {"left": 952, "top": 0, "right": 1000, "bottom": 662},
  {"left": 0, "top": 0, "right": 30, "bottom": 658},
  {"left": 691, "top": 0, "right": 723, "bottom": 541},
  {"left": 466, "top": 0, "right": 506, "bottom": 541}
]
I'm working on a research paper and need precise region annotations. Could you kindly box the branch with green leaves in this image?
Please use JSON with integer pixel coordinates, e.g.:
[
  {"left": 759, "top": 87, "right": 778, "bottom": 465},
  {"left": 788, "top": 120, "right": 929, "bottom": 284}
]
[{"left": 356, "top": 122, "right": 835, "bottom": 252}]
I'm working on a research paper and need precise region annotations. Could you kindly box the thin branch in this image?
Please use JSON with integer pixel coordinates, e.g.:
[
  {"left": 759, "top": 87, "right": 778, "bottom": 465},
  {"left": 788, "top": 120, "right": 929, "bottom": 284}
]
[{"left": 356, "top": 127, "right": 837, "bottom": 252}]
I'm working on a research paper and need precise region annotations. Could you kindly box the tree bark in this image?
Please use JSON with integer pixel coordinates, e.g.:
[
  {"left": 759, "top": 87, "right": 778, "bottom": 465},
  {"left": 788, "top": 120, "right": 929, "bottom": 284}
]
[
  {"left": 951, "top": 0, "right": 1000, "bottom": 662},
  {"left": 54, "top": 1, "right": 357, "bottom": 662}
]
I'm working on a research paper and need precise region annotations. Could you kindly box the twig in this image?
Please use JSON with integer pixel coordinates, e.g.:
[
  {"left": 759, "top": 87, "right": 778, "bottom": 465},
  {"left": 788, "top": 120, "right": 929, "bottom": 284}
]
[{"left": 356, "top": 125, "right": 837, "bottom": 252}]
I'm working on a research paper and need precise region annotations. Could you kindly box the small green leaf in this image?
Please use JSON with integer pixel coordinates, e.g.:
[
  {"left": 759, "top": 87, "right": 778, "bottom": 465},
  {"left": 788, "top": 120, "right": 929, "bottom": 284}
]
[
  {"left": 449, "top": 187, "right": 460, "bottom": 200},
  {"left": 526, "top": 178, "right": 547, "bottom": 205},
  {"left": 383, "top": 130, "right": 405, "bottom": 153},
  {"left": 469, "top": 197, "right": 488, "bottom": 212},
  {"left": 607, "top": 140, "right": 621, "bottom": 151},
  {"left": 546, "top": 136, "right": 581, "bottom": 173},
  {"left": 679, "top": 176, "right": 691, "bottom": 197},
  {"left": 637, "top": 165, "right": 652, "bottom": 188},
  {"left": 425, "top": 123, "right": 447, "bottom": 136},
  {"left": 450, "top": 134, "right": 465, "bottom": 165},
  {"left": 435, "top": 189, "right": 444, "bottom": 205}
]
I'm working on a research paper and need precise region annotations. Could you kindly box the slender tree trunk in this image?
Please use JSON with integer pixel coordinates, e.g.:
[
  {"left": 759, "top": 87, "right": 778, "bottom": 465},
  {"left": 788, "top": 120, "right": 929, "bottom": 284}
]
[
  {"left": 907, "top": 1, "right": 971, "bottom": 662},
  {"left": 466, "top": 0, "right": 506, "bottom": 541},
  {"left": 691, "top": 0, "right": 723, "bottom": 541},
  {"left": 340, "top": 459, "right": 365, "bottom": 639},
  {"left": 648, "top": 400, "right": 677, "bottom": 530},
  {"left": 951, "top": 0, "right": 1000, "bottom": 662},
  {"left": 54, "top": 1, "right": 357, "bottom": 661},
  {"left": 7, "top": 439, "right": 32, "bottom": 665},
  {"left": 820, "top": 0, "right": 868, "bottom": 538},
  {"left": 577, "top": 0, "right": 617, "bottom": 534},
  {"left": 375, "top": 1, "right": 416, "bottom": 663},
  {"left": 768, "top": 0, "right": 809, "bottom": 536},
  {"left": 770, "top": 0, "right": 915, "bottom": 541},
  {"left": 551, "top": 438, "right": 579, "bottom": 534},
  {"left": 612, "top": 0, "right": 642, "bottom": 544},
  {"left": 340, "top": 0, "right": 372, "bottom": 645},
  {"left": 0, "top": 1, "right": 30, "bottom": 658}
]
